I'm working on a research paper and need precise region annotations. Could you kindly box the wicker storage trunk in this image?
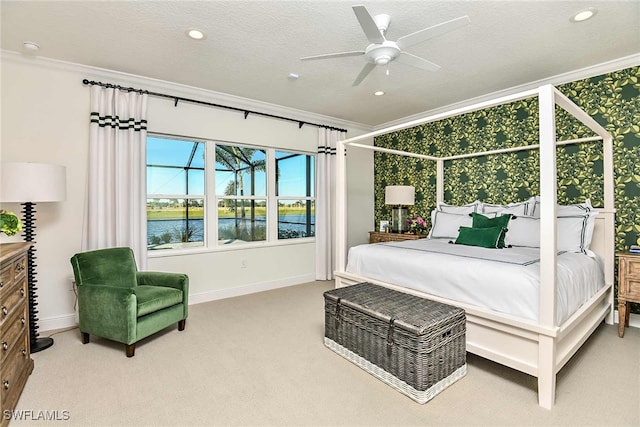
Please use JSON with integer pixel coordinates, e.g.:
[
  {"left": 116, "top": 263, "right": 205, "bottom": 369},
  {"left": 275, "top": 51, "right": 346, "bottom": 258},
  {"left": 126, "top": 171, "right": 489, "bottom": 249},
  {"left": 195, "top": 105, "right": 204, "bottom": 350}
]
[{"left": 324, "top": 283, "right": 466, "bottom": 404}]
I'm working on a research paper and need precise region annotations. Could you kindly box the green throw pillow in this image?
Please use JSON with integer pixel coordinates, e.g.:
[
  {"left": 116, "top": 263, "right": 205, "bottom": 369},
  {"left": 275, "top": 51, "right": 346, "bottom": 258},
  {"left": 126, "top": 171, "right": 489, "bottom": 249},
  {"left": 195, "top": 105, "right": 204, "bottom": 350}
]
[
  {"left": 471, "top": 212, "right": 512, "bottom": 248},
  {"left": 455, "top": 226, "right": 506, "bottom": 249}
]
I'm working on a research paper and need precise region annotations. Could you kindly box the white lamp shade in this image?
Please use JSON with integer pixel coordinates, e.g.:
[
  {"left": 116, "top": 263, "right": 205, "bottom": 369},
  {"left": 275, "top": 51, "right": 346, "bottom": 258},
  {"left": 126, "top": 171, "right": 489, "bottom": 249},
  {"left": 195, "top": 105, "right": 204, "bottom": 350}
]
[
  {"left": 1, "top": 162, "right": 67, "bottom": 202},
  {"left": 385, "top": 185, "right": 415, "bottom": 206}
]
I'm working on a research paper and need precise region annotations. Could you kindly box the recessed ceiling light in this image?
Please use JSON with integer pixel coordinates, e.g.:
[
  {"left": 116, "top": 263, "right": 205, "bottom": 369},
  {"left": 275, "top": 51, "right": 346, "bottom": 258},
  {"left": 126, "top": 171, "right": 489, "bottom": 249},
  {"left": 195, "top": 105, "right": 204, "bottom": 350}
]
[
  {"left": 287, "top": 73, "right": 299, "bottom": 80},
  {"left": 374, "top": 91, "right": 385, "bottom": 96},
  {"left": 186, "top": 29, "right": 205, "bottom": 40},
  {"left": 570, "top": 7, "right": 597, "bottom": 23},
  {"left": 23, "top": 41, "right": 40, "bottom": 51}
]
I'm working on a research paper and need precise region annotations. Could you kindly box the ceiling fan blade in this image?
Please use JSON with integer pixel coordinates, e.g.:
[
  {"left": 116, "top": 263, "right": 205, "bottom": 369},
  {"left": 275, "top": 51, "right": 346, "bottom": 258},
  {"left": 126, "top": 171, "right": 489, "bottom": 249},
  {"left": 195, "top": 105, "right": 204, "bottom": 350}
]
[
  {"left": 397, "top": 15, "right": 470, "bottom": 50},
  {"left": 352, "top": 5, "right": 385, "bottom": 44},
  {"left": 397, "top": 52, "right": 441, "bottom": 72},
  {"left": 352, "top": 62, "right": 376, "bottom": 87},
  {"left": 300, "top": 51, "right": 365, "bottom": 61}
]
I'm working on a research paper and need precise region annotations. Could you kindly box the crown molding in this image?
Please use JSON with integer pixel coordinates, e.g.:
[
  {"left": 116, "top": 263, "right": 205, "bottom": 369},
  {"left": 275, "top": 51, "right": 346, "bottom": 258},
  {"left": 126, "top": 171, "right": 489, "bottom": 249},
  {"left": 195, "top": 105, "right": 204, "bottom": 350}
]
[
  {"left": 375, "top": 53, "right": 640, "bottom": 131},
  {"left": 1, "top": 50, "right": 373, "bottom": 133}
]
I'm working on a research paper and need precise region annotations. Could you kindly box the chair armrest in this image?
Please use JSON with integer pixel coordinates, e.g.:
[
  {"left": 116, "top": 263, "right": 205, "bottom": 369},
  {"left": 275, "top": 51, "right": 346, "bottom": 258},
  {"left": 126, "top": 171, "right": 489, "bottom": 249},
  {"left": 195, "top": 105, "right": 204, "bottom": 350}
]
[
  {"left": 136, "top": 272, "right": 189, "bottom": 320},
  {"left": 136, "top": 271, "right": 189, "bottom": 292},
  {"left": 77, "top": 284, "right": 137, "bottom": 344}
]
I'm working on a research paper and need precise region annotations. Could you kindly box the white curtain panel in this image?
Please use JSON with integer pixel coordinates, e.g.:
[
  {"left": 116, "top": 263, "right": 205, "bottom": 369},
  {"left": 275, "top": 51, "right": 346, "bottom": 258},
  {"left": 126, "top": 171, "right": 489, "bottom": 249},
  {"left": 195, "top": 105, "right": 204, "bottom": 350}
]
[
  {"left": 316, "top": 128, "right": 345, "bottom": 280},
  {"left": 82, "top": 86, "right": 148, "bottom": 269}
]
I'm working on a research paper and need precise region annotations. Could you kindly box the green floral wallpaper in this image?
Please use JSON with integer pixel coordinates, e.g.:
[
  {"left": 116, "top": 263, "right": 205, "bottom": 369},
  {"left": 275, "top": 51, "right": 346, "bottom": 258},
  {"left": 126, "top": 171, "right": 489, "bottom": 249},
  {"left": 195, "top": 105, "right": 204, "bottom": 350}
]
[{"left": 373, "top": 65, "right": 640, "bottom": 312}]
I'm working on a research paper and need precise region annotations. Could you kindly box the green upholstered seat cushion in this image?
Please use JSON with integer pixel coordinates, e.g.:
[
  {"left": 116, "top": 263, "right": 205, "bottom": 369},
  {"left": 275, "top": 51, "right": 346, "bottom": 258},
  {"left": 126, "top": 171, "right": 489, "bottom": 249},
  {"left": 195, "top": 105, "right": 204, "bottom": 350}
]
[
  {"left": 455, "top": 226, "right": 506, "bottom": 249},
  {"left": 135, "top": 285, "right": 183, "bottom": 317},
  {"left": 471, "top": 212, "right": 512, "bottom": 248}
]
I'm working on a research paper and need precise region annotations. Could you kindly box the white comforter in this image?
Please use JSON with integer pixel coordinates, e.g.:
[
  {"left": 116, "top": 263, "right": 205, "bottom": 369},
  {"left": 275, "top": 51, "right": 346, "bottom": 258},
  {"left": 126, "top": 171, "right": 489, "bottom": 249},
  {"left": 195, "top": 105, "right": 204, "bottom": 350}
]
[{"left": 346, "top": 238, "right": 605, "bottom": 324}]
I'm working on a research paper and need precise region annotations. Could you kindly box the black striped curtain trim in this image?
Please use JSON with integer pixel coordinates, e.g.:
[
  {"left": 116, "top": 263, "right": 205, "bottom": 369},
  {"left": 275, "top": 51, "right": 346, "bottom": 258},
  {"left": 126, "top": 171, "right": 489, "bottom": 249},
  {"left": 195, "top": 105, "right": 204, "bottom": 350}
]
[
  {"left": 90, "top": 112, "right": 147, "bottom": 131},
  {"left": 318, "top": 146, "right": 336, "bottom": 155}
]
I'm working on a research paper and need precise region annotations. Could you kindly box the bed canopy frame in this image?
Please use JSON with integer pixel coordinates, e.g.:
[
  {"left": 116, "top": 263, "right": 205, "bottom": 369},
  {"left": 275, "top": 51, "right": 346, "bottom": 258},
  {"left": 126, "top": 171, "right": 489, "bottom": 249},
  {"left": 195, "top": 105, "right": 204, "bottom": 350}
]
[{"left": 334, "top": 84, "right": 615, "bottom": 409}]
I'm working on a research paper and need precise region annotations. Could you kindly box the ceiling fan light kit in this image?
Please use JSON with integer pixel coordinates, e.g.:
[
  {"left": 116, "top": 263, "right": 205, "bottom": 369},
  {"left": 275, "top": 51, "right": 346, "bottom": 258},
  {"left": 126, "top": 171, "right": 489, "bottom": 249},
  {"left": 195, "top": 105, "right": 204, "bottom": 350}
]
[{"left": 301, "top": 4, "right": 470, "bottom": 86}]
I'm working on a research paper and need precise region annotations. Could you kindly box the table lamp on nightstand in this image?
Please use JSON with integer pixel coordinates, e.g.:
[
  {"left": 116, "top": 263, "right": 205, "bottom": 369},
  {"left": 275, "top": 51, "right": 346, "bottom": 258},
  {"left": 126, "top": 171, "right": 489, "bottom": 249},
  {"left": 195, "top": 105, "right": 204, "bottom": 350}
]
[{"left": 385, "top": 185, "right": 415, "bottom": 233}]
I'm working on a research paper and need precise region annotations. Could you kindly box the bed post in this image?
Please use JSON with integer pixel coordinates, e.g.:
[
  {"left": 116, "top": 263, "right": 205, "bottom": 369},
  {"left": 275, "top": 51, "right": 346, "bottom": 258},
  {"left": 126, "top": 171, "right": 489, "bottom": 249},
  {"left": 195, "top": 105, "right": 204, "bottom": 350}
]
[
  {"left": 538, "top": 84, "right": 559, "bottom": 410},
  {"left": 436, "top": 159, "right": 444, "bottom": 203},
  {"left": 335, "top": 137, "right": 348, "bottom": 274},
  {"left": 602, "top": 134, "right": 616, "bottom": 325}
]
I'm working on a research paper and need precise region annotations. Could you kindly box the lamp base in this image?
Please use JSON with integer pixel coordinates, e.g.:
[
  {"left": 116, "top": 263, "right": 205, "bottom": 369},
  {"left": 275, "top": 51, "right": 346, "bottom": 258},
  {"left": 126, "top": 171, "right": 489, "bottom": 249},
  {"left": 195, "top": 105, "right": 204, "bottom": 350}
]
[
  {"left": 391, "top": 206, "right": 409, "bottom": 233},
  {"left": 30, "top": 336, "right": 54, "bottom": 353}
]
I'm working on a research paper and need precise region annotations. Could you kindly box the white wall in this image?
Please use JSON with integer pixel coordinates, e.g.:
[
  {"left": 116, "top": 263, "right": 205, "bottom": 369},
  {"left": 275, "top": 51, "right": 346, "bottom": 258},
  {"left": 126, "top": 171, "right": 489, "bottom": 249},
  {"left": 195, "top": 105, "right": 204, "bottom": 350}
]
[{"left": 0, "top": 52, "right": 374, "bottom": 331}]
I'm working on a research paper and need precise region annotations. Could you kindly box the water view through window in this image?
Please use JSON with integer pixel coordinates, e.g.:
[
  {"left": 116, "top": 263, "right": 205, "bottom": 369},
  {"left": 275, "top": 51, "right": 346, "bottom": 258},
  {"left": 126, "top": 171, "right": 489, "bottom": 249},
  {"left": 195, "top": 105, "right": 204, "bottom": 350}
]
[{"left": 147, "top": 136, "right": 315, "bottom": 250}]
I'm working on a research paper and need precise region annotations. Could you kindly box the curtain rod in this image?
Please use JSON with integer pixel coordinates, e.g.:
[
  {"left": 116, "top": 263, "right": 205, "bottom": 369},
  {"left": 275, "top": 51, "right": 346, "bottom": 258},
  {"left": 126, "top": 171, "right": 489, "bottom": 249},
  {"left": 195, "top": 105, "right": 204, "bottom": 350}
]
[{"left": 82, "top": 79, "right": 347, "bottom": 133}]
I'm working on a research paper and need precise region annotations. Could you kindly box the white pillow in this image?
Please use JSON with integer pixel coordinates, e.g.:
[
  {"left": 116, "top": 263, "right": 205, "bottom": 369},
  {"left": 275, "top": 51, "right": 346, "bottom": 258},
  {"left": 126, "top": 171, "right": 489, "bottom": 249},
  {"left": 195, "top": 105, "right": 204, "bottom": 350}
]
[
  {"left": 483, "top": 199, "right": 532, "bottom": 216},
  {"left": 437, "top": 200, "right": 482, "bottom": 214},
  {"left": 504, "top": 216, "right": 540, "bottom": 248},
  {"left": 529, "top": 197, "right": 593, "bottom": 218},
  {"left": 558, "top": 212, "right": 598, "bottom": 253},
  {"left": 504, "top": 211, "right": 598, "bottom": 253},
  {"left": 428, "top": 210, "right": 473, "bottom": 239}
]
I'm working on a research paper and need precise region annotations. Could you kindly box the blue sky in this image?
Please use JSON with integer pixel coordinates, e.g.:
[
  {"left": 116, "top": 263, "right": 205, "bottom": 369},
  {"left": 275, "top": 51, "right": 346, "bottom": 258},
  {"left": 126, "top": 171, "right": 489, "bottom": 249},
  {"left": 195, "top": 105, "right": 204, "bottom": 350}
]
[{"left": 147, "top": 136, "right": 314, "bottom": 198}]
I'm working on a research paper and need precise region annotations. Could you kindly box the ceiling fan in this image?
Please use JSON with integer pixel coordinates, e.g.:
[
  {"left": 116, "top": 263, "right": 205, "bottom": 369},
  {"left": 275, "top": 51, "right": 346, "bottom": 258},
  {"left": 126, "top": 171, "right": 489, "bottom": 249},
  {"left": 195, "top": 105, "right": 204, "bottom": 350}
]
[{"left": 301, "top": 5, "right": 470, "bottom": 86}]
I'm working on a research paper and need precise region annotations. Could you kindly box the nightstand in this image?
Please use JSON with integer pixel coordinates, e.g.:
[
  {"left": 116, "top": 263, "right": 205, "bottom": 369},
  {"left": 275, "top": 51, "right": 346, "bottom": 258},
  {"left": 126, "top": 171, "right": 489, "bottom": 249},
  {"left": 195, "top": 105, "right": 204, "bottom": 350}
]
[
  {"left": 368, "top": 231, "right": 427, "bottom": 244},
  {"left": 616, "top": 252, "right": 640, "bottom": 338}
]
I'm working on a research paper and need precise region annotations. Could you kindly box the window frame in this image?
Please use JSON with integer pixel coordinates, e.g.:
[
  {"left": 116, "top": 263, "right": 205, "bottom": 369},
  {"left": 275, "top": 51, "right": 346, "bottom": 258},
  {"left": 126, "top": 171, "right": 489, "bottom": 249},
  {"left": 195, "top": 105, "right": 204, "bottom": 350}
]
[
  {"left": 146, "top": 133, "right": 316, "bottom": 256},
  {"left": 146, "top": 136, "right": 206, "bottom": 250},
  {"left": 274, "top": 150, "right": 316, "bottom": 240}
]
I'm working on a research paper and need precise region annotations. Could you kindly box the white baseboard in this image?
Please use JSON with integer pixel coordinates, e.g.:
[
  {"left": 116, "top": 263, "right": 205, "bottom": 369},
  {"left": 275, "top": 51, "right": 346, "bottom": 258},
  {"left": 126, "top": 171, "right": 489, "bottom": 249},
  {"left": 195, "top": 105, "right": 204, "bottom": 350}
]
[
  {"left": 39, "top": 314, "right": 78, "bottom": 334},
  {"left": 188, "top": 273, "right": 316, "bottom": 305},
  {"left": 39, "top": 274, "right": 317, "bottom": 333}
]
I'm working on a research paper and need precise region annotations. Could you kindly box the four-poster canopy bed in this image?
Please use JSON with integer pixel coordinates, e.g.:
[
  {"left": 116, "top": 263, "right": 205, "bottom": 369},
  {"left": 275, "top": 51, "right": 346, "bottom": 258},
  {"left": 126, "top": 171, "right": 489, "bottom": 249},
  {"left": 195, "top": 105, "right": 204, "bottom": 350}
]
[{"left": 333, "top": 84, "right": 615, "bottom": 409}]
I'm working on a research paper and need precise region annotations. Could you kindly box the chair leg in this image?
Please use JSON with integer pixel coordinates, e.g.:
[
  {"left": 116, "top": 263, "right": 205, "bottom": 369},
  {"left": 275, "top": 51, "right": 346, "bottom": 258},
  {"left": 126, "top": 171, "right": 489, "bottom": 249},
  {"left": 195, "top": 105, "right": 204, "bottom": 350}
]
[
  {"left": 178, "top": 319, "right": 186, "bottom": 331},
  {"left": 81, "top": 332, "right": 90, "bottom": 344},
  {"left": 126, "top": 343, "right": 135, "bottom": 358}
]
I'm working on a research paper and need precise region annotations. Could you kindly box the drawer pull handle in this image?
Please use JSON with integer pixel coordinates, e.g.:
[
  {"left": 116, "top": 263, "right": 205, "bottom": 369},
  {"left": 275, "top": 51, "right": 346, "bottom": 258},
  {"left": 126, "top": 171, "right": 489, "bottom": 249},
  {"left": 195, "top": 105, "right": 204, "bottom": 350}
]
[
  {"left": 1, "top": 342, "right": 7, "bottom": 351},
  {"left": 20, "top": 288, "right": 25, "bottom": 297},
  {"left": 1, "top": 306, "right": 7, "bottom": 316},
  {"left": 16, "top": 264, "right": 25, "bottom": 272},
  {"left": 0, "top": 281, "right": 3, "bottom": 288},
  {"left": 2, "top": 380, "right": 8, "bottom": 390},
  {"left": 21, "top": 317, "right": 25, "bottom": 325},
  {"left": 21, "top": 348, "right": 27, "bottom": 357}
]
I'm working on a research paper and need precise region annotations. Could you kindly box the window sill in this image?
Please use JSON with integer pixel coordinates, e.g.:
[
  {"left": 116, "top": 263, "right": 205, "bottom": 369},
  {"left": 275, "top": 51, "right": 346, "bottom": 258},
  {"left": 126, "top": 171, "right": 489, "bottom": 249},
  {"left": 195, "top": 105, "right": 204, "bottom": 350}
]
[{"left": 147, "top": 237, "right": 315, "bottom": 258}]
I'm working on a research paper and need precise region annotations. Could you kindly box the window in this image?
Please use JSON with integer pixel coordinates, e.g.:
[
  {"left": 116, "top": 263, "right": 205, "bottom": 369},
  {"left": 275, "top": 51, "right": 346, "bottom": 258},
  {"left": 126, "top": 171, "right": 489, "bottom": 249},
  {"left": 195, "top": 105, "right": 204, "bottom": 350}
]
[
  {"left": 147, "top": 137, "right": 205, "bottom": 250},
  {"left": 276, "top": 151, "right": 315, "bottom": 239},
  {"left": 215, "top": 144, "right": 267, "bottom": 243},
  {"left": 146, "top": 136, "right": 315, "bottom": 251}
]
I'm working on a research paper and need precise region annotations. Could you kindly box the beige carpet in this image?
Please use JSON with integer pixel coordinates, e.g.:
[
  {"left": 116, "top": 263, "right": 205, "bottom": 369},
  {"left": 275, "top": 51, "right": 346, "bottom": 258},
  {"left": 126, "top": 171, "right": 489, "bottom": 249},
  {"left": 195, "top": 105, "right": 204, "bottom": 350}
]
[{"left": 11, "top": 281, "right": 640, "bottom": 426}]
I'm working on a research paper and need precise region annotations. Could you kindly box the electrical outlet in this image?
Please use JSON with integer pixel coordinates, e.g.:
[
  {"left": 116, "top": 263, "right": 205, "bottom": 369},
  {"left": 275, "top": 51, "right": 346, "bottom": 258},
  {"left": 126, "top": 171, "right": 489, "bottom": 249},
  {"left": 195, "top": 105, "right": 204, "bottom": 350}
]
[{"left": 241, "top": 259, "right": 247, "bottom": 269}]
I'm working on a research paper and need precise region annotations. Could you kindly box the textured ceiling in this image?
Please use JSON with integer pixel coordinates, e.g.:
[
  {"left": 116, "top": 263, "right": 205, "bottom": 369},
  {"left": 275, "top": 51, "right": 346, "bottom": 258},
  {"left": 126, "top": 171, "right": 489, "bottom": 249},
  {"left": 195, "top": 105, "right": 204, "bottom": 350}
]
[{"left": 1, "top": 1, "right": 639, "bottom": 126}]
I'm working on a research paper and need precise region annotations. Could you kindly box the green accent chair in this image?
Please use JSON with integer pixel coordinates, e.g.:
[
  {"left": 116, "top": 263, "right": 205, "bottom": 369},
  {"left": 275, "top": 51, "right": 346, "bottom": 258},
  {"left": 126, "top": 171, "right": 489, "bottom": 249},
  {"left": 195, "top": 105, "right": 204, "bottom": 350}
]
[{"left": 70, "top": 247, "right": 188, "bottom": 357}]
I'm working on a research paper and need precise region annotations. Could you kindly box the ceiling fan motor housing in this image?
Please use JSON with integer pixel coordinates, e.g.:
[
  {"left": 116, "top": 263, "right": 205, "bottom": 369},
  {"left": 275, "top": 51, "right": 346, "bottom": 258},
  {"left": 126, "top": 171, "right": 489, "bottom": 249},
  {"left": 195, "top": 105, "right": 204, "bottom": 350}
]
[{"left": 365, "top": 41, "right": 401, "bottom": 65}]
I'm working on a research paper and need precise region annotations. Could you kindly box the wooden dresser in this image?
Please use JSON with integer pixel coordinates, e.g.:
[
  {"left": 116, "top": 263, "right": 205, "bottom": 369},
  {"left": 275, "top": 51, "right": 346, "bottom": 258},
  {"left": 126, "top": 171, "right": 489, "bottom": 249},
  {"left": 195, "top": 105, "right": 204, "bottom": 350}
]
[
  {"left": 616, "top": 252, "right": 640, "bottom": 338},
  {"left": 369, "top": 231, "right": 428, "bottom": 244},
  {"left": 0, "top": 243, "right": 34, "bottom": 426}
]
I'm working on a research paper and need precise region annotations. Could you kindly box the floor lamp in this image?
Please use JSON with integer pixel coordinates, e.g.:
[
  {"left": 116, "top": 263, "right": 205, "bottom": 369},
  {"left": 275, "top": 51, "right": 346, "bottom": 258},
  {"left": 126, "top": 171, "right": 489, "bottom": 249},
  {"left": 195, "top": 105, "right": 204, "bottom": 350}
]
[
  {"left": 1, "top": 162, "right": 66, "bottom": 353},
  {"left": 385, "top": 185, "right": 415, "bottom": 233}
]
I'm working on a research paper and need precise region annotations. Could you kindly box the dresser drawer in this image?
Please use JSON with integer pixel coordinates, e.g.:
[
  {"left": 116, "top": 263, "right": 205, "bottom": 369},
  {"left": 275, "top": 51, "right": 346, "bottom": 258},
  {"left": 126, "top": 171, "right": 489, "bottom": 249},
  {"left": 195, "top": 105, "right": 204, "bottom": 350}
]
[
  {"left": 0, "top": 305, "right": 27, "bottom": 366},
  {"left": 623, "top": 257, "right": 640, "bottom": 279},
  {"left": 620, "top": 278, "right": 640, "bottom": 300},
  {"left": 12, "top": 255, "right": 27, "bottom": 281},
  {"left": 0, "top": 278, "right": 27, "bottom": 326},
  {"left": 0, "top": 264, "right": 12, "bottom": 295},
  {"left": 0, "top": 333, "right": 30, "bottom": 414}
]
